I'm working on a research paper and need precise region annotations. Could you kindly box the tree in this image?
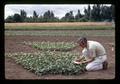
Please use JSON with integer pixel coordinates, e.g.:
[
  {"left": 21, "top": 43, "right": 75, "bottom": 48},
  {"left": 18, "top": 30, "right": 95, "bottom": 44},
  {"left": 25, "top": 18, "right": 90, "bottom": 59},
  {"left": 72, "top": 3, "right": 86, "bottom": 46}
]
[
  {"left": 5, "top": 16, "right": 14, "bottom": 23},
  {"left": 33, "top": 11, "right": 38, "bottom": 22},
  {"left": 83, "top": 5, "right": 91, "bottom": 21},
  {"left": 100, "top": 5, "right": 113, "bottom": 21},
  {"left": 20, "top": 10, "right": 27, "bottom": 22},
  {"left": 43, "top": 10, "right": 50, "bottom": 22},
  {"left": 33, "top": 11, "right": 38, "bottom": 18},
  {"left": 62, "top": 11, "right": 74, "bottom": 22},
  {"left": 13, "top": 13, "right": 22, "bottom": 22},
  {"left": 91, "top": 4, "right": 101, "bottom": 21},
  {"left": 87, "top": 5, "right": 91, "bottom": 20},
  {"left": 111, "top": 4, "right": 115, "bottom": 21},
  {"left": 75, "top": 9, "right": 82, "bottom": 21},
  {"left": 69, "top": 11, "right": 74, "bottom": 22},
  {"left": 50, "top": 11, "right": 55, "bottom": 21},
  {"left": 43, "top": 10, "right": 57, "bottom": 22}
]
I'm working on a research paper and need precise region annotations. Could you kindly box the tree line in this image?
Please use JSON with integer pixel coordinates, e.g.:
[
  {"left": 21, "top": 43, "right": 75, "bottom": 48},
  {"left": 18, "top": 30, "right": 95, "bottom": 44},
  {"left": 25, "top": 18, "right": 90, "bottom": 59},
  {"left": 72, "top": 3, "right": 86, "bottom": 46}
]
[{"left": 5, "top": 4, "right": 115, "bottom": 23}]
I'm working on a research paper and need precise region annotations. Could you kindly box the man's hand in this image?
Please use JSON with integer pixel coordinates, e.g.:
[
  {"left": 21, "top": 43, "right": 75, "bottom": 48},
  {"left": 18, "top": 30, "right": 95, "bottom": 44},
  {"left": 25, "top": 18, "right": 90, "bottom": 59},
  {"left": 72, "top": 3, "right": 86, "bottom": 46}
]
[
  {"left": 73, "top": 56, "right": 86, "bottom": 64},
  {"left": 73, "top": 57, "right": 94, "bottom": 65},
  {"left": 73, "top": 61, "right": 83, "bottom": 64},
  {"left": 81, "top": 57, "right": 95, "bottom": 64}
]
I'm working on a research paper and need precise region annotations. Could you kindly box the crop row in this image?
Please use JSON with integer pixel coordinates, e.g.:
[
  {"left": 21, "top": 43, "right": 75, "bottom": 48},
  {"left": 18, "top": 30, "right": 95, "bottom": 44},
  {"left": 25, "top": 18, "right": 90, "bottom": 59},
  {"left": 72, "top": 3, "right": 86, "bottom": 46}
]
[
  {"left": 5, "top": 51, "right": 86, "bottom": 76},
  {"left": 5, "top": 23, "right": 114, "bottom": 30},
  {"left": 22, "top": 41, "right": 77, "bottom": 51},
  {"left": 5, "top": 30, "right": 115, "bottom": 36}
]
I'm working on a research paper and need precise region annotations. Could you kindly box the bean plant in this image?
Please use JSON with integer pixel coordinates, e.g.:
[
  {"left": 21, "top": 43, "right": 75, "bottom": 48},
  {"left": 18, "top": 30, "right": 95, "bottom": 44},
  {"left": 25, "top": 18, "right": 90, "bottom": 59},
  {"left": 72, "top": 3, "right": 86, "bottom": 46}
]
[
  {"left": 5, "top": 51, "right": 86, "bottom": 76},
  {"left": 22, "top": 41, "right": 77, "bottom": 51}
]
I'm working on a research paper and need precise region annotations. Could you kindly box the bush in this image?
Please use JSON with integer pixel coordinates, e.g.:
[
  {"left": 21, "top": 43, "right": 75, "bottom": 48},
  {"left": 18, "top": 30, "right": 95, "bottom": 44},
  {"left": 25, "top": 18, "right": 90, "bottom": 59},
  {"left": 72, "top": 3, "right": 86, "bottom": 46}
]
[{"left": 78, "top": 17, "right": 88, "bottom": 22}]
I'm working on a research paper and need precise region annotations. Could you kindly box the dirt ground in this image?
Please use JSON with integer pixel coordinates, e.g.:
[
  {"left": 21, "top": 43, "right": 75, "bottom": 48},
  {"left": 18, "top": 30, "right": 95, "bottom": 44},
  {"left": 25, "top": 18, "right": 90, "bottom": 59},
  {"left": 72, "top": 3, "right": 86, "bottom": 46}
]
[{"left": 5, "top": 35, "right": 115, "bottom": 79}]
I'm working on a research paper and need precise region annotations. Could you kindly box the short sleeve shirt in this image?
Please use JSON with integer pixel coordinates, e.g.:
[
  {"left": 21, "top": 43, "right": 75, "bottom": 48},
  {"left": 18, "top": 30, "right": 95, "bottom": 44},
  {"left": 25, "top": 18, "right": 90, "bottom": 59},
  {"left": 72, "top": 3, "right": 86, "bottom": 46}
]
[{"left": 82, "top": 41, "right": 106, "bottom": 60}]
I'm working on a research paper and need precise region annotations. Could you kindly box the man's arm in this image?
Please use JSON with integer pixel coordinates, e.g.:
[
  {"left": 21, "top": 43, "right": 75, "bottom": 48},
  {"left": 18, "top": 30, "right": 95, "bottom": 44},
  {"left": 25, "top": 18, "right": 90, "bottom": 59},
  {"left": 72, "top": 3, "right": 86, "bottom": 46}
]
[
  {"left": 81, "top": 57, "right": 95, "bottom": 64},
  {"left": 74, "top": 49, "right": 96, "bottom": 64},
  {"left": 74, "top": 56, "right": 95, "bottom": 64},
  {"left": 74, "top": 56, "right": 85, "bottom": 62},
  {"left": 73, "top": 56, "right": 85, "bottom": 64}
]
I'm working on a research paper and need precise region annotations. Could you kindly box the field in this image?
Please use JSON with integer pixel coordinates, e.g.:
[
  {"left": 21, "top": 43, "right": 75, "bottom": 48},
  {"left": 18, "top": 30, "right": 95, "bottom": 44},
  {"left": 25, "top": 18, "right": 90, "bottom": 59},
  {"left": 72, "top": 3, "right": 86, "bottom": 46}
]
[
  {"left": 5, "top": 22, "right": 113, "bottom": 30},
  {"left": 5, "top": 22, "right": 115, "bottom": 79}
]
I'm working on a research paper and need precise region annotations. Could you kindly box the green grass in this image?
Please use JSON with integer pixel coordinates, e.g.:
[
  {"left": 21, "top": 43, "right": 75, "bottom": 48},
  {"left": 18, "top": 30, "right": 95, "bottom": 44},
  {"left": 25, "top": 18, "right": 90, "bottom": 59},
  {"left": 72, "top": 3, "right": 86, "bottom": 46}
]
[
  {"left": 5, "top": 26, "right": 114, "bottom": 30},
  {"left": 5, "top": 51, "right": 86, "bottom": 76},
  {"left": 5, "top": 30, "right": 115, "bottom": 36}
]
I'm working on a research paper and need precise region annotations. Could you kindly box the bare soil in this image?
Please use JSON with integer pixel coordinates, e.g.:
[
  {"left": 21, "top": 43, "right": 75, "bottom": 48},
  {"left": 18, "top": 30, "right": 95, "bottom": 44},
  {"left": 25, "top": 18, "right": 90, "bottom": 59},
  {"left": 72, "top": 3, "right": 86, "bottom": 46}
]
[{"left": 5, "top": 35, "right": 115, "bottom": 79}]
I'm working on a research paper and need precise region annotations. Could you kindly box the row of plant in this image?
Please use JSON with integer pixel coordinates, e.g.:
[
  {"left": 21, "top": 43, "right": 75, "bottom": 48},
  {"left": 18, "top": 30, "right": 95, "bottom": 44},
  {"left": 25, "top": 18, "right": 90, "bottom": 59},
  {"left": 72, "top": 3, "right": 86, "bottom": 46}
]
[
  {"left": 5, "top": 25, "right": 114, "bottom": 30},
  {"left": 5, "top": 30, "right": 115, "bottom": 36},
  {"left": 5, "top": 51, "right": 86, "bottom": 76},
  {"left": 22, "top": 41, "right": 77, "bottom": 51}
]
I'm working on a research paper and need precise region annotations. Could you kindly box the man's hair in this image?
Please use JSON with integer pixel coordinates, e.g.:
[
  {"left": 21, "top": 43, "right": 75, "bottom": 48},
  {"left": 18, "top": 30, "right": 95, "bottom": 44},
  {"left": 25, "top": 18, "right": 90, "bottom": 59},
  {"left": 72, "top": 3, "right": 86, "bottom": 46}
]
[{"left": 77, "top": 37, "right": 87, "bottom": 45}]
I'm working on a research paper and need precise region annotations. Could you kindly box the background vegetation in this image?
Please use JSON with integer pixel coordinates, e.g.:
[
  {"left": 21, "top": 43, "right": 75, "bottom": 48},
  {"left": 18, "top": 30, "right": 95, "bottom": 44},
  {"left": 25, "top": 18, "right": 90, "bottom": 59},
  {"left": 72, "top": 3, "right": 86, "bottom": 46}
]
[{"left": 5, "top": 4, "right": 115, "bottom": 23}]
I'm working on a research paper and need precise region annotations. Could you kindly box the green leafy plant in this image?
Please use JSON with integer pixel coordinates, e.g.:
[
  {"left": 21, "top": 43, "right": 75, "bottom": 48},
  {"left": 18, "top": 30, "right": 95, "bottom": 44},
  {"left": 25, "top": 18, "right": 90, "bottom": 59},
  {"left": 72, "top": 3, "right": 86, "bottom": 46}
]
[
  {"left": 5, "top": 51, "right": 86, "bottom": 76},
  {"left": 22, "top": 41, "right": 77, "bottom": 51}
]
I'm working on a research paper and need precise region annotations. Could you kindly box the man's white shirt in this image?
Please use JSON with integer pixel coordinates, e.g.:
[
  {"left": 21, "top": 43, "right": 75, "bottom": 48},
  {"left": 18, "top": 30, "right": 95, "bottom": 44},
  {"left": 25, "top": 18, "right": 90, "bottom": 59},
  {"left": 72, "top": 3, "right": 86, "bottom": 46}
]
[{"left": 82, "top": 41, "right": 106, "bottom": 60}]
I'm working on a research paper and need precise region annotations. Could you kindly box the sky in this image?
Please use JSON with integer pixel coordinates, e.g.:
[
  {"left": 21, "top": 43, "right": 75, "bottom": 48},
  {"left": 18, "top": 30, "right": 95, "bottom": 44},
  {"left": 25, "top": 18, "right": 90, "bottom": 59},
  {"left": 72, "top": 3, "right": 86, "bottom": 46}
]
[{"left": 4, "top": 4, "right": 111, "bottom": 19}]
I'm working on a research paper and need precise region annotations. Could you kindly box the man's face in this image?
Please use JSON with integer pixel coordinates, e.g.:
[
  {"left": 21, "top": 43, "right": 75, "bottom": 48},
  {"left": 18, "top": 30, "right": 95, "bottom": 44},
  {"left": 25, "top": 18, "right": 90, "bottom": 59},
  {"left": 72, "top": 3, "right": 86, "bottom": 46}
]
[{"left": 78, "top": 42, "right": 87, "bottom": 48}]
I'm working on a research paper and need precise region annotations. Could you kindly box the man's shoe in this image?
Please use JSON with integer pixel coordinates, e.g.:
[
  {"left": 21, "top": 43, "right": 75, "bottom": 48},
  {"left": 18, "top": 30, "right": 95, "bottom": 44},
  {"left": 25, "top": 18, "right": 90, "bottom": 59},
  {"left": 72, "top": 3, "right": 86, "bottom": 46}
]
[{"left": 103, "top": 61, "right": 108, "bottom": 70}]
